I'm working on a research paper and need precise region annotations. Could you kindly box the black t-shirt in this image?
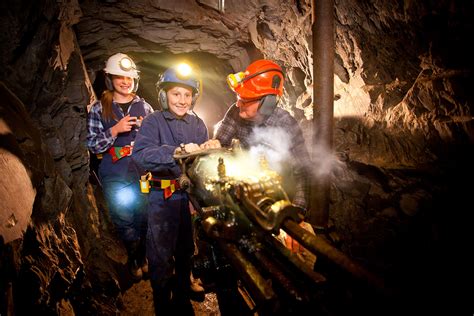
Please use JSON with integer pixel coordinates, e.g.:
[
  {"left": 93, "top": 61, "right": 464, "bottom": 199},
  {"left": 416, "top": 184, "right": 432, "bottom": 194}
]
[{"left": 117, "top": 101, "right": 133, "bottom": 115}]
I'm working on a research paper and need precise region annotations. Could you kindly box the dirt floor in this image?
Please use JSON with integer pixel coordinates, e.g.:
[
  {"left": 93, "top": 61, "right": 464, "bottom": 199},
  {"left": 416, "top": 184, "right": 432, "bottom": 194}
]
[{"left": 120, "top": 279, "right": 221, "bottom": 316}]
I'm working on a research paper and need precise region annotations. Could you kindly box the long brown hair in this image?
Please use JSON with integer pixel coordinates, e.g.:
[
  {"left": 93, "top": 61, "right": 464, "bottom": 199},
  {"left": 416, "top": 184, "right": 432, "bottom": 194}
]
[
  {"left": 101, "top": 90, "right": 115, "bottom": 122},
  {"left": 100, "top": 89, "right": 136, "bottom": 122}
]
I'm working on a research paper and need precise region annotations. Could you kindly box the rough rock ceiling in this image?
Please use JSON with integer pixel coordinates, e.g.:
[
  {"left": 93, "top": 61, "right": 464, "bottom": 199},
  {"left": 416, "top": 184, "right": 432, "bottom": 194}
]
[{"left": 74, "top": 0, "right": 473, "bottom": 168}]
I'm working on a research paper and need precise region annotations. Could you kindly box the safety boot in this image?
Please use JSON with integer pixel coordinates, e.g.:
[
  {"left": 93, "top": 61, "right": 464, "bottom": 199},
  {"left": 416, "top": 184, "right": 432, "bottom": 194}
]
[
  {"left": 140, "top": 258, "right": 149, "bottom": 275},
  {"left": 125, "top": 240, "right": 143, "bottom": 281},
  {"left": 190, "top": 273, "right": 204, "bottom": 293},
  {"left": 129, "top": 259, "right": 143, "bottom": 280}
]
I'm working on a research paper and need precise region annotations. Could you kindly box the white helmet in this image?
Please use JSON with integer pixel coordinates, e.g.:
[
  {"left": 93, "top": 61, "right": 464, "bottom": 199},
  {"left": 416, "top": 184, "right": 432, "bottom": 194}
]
[
  {"left": 104, "top": 53, "right": 139, "bottom": 78},
  {"left": 104, "top": 53, "right": 140, "bottom": 92}
]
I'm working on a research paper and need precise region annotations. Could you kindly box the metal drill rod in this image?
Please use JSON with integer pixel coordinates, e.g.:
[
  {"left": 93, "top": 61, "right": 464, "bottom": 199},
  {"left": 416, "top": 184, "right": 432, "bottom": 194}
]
[
  {"left": 282, "top": 219, "right": 385, "bottom": 291},
  {"left": 217, "top": 240, "right": 276, "bottom": 303}
]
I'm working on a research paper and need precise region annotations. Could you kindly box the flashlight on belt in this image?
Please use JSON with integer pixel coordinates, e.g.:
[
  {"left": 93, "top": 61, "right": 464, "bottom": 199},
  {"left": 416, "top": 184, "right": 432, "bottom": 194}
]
[{"left": 140, "top": 171, "right": 152, "bottom": 194}]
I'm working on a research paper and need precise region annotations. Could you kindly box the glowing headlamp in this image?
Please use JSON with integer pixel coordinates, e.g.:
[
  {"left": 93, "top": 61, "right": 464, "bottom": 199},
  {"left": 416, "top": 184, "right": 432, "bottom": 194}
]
[
  {"left": 226, "top": 71, "right": 246, "bottom": 90},
  {"left": 119, "top": 57, "right": 134, "bottom": 71},
  {"left": 177, "top": 63, "right": 192, "bottom": 77}
]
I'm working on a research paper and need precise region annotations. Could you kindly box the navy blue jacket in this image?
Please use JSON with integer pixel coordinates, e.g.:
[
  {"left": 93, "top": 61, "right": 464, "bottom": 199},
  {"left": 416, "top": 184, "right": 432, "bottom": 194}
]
[{"left": 132, "top": 110, "right": 208, "bottom": 178}]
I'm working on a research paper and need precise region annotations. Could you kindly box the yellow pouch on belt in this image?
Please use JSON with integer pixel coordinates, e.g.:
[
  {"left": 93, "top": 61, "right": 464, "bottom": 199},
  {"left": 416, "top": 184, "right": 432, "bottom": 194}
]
[{"left": 140, "top": 172, "right": 152, "bottom": 194}]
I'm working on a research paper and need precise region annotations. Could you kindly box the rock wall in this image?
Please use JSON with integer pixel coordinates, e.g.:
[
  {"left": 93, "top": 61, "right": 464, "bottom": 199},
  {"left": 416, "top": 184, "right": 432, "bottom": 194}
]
[{"left": 1, "top": 0, "right": 125, "bottom": 314}]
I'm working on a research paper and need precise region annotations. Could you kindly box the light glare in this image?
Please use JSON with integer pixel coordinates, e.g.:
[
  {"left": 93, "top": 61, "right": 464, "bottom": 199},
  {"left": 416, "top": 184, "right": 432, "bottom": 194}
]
[
  {"left": 177, "top": 63, "right": 192, "bottom": 77},
  {"left": 115, "top": 186, "right": 136, "bottom": 206}
]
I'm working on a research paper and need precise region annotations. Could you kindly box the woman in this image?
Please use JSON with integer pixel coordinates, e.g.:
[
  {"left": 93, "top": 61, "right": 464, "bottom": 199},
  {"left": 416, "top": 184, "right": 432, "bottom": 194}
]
[{"left": 87, "top": 53, "right": 154, "bottom": 280}]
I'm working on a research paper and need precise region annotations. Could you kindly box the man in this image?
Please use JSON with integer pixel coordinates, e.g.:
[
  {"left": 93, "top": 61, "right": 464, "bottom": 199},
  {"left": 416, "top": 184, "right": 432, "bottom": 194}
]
[{"left": 205, "top": 59, "right": 311, "bottom": 213}]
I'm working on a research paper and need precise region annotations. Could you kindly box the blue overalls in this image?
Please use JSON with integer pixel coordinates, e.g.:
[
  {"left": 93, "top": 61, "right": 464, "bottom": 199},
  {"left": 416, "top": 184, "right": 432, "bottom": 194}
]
[
  {"left": 131, "top": 110, "right": 208, "bottom": 313},
  {"left": 98, "top": 99, "right": 149, "bottom": 263}
]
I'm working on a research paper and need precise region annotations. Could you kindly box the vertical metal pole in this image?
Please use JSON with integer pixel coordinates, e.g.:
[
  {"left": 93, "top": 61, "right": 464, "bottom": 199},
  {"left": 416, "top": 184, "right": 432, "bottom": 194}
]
[{"left": 310, "top": 0, "right": 334, "bottom": 230}]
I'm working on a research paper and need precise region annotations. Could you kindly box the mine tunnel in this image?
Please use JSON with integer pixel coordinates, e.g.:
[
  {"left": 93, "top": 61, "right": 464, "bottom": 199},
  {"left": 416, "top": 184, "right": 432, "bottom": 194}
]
[{"left": 0, "top": 0, "right": 473, "bottom": 315}]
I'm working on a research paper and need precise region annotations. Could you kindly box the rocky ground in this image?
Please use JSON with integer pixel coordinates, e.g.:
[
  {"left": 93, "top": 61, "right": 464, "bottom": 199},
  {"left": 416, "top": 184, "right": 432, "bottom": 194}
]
[{"left": 120, "top": 279, "right": 221, "bottom": 316}]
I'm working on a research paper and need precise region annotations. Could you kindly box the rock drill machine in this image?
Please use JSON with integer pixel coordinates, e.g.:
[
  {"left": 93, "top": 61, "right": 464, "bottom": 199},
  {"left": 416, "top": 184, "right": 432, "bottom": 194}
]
[{"left": 173, "top": 140, "right": 384, "bottom": 314}]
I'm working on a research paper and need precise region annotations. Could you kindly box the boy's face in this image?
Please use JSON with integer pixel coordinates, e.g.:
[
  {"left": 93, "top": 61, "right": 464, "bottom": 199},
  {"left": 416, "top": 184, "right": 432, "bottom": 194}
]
[{"left": 166, "top": 85, "right": 193, "bottom": 117}]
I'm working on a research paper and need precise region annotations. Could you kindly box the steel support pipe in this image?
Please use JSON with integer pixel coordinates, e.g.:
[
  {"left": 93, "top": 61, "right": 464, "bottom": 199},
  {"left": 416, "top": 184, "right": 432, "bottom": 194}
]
[{"left": 310, "top": 0, "right": 334, "bottom": 229}]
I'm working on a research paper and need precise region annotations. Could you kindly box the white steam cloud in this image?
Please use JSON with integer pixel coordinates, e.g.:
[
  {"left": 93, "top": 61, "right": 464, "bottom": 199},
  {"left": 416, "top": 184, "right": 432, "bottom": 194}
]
[
  {"left": 247, "top": 126, "right": 346, "bottom": 180},
  {"left": 309, "top": 143, "right": 345, "bottom": 179},
  {"left": 247, "top": 126, "right": 291, "bottom": 173},
  {"left": 201, "top": 126, "right": 345, "bottom": 185}
]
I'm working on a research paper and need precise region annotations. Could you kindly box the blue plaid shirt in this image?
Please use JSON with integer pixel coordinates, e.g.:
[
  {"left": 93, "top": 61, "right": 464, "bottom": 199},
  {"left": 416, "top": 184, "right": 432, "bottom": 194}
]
[
  {"left": 87, "top": 96, "right": 154, "bottom": 154},
  {"left": 214, "top": 104, "right": 311, "bottom": 210}
]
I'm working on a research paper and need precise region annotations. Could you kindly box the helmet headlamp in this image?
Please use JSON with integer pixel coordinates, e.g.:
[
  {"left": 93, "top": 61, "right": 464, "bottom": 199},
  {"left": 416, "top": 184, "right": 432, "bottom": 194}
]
[
  {"left": 176, "top": 63, "right": 192, "bottom": 79},
  {"left": 226, "top": 71, "right": 247, "bottom": 90},
  {"left": 119, "top": 57, "right": 134, "bottom": 71}
]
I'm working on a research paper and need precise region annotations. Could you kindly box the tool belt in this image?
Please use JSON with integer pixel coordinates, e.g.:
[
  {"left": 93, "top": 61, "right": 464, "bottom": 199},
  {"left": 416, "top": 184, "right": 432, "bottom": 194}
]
[
  {"left": 140, "top": 172, "right": 181, "bottom": 199},
  {"left": 108, "top": 145, "right": 133, "bottom": 163}
]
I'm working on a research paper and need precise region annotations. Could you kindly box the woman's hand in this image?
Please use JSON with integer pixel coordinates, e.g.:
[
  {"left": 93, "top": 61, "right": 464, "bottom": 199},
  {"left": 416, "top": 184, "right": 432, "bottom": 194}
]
[{"left": 111, "top": 114, "right": 137, "bottom": 137}]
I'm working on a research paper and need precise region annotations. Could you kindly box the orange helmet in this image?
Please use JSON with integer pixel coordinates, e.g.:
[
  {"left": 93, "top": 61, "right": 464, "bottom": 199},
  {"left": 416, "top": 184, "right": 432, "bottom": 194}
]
[{"left": 227, "top": 59, "right": 284, "bottom": 100}]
